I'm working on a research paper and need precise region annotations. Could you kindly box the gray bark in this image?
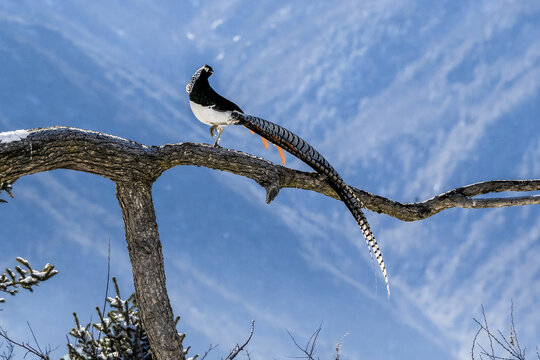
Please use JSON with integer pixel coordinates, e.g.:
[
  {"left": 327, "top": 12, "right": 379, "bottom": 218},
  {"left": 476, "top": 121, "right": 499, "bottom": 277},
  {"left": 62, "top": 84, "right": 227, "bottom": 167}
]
[{"left": 116, "top": 182, "right": 184, "bottom": 360}]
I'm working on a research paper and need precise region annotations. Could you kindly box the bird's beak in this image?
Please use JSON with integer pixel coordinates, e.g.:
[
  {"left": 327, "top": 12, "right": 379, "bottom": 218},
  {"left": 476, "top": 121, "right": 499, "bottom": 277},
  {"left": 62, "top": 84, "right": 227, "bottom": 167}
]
[{"left": 203, "top": 65, "right": 213, "bottom": 74}]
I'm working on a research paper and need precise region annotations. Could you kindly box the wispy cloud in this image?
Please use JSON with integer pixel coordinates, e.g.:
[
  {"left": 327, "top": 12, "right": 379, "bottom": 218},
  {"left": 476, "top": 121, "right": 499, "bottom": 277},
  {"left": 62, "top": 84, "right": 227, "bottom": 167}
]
[
  {"left": 319, "top": 1, "right": 540, "bottom": 194},
  {"left": 16, "top": 174, "right": 130, "bottom": 269},
  {"left": 392, "top": 209, "right": 540, "bottom": 358}
]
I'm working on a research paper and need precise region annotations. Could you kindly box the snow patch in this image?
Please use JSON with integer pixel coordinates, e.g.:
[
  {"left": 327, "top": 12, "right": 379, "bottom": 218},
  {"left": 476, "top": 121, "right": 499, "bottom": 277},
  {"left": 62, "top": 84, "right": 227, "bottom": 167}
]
[{"left": 0, "top": 129, "right": 29, "bottom": 144}]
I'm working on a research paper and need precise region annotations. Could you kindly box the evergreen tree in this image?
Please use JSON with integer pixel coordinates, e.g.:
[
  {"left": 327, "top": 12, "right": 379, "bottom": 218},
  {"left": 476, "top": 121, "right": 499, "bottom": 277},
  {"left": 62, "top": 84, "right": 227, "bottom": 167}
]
[{"left": 67, "top": 277, "right": 193, "bottom": 360}]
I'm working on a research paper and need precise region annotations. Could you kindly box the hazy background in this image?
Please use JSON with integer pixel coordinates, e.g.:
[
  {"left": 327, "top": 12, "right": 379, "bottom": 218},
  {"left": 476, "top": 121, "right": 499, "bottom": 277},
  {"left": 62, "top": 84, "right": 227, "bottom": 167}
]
[{"left": 1, "top": 1, "right": 539, "bottom": 359}]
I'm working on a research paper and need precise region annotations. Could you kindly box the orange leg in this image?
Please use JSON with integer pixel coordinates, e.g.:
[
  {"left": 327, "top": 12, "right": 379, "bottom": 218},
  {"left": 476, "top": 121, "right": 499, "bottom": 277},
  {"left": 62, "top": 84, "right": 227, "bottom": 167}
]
[
  {"left": 247, "top": 128, "right": 266, "bottom": 147},
  {"left": 260, "top": 137, "right": 269, "bottom": 149},
  {"left": 245, "top": 126, "right": 286, "bottom": 165},
  {"left": 276, "top": 146, "right": 286, "bottom": 165}
]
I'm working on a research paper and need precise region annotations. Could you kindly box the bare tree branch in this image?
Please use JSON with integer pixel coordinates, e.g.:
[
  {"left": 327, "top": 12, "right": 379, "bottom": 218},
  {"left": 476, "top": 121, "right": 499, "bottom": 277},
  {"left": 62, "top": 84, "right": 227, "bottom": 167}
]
[
  {"left": 26, "top": 321, "right": 44, "bottom": 357},
  {"left": 472, "top": 326, "right": 482, "bottom": 360},
  {"left": 200, "top": 344, "right": 218, "bottom": 360},
  {"left": 95, "top": 237, "right": 112, "bottom": 358},
  {"left": 0, "top": 331, "right": 14, "bottom": 360},
  {"left": 471, "top": 303, "right": 529, "bottom": 360},
  {"left": 0, "top": 328, "right": 51, "bottom": 360},
  {"left": 1, "top": 127, "right": 539, "bottom": 222},
  {"left": 287, "top": 326, "right": 322, "bottom": 360},
  {"left": 225, "top": 321, "right": 255, "bottom": 360}
]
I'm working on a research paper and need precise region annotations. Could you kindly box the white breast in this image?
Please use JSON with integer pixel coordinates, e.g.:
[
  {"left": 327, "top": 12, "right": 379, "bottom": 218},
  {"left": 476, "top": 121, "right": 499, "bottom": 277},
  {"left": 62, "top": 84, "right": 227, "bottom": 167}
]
[{"left": 190, "top": 101, "right": 235, "bottom": 126}]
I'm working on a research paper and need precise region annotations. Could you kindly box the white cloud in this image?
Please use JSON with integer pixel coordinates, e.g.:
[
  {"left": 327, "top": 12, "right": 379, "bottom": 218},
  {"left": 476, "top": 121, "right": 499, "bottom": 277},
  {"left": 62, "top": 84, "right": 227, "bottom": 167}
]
[{"left": 211, "top": 19, "right": 223, "bottom": 30}]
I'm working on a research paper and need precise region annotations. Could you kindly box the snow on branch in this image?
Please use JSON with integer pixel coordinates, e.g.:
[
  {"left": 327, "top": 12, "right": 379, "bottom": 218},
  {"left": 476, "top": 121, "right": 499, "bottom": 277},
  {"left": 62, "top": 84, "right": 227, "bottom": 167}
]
[
  {"left": 0, "top": 258, "right": 58, "bottom": 303},
  {"left": 0, "top": 129, "right": 29, "bottom": 144}
]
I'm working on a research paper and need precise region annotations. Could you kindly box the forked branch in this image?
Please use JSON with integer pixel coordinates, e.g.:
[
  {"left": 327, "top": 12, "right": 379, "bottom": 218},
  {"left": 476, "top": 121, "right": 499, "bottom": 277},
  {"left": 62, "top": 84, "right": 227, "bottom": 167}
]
[
  {"left": 1, "top": 127, "right": 538, "bottom": 221},
  {"left": 471, "top": 302, "right": 531, "bottom": 360}
]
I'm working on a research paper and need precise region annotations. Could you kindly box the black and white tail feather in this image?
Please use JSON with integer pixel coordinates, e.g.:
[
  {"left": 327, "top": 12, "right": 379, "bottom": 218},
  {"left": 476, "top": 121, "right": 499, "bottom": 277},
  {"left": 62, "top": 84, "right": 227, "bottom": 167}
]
[{"left": 231, "top": 112, "right": 390, "bottom": 296}]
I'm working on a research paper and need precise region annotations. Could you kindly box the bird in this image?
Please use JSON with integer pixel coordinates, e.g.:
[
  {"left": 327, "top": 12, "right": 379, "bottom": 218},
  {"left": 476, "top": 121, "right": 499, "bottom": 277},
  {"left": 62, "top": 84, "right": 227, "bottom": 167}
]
[
  {"left": 186, "top": 65, "right": 390, "bottom": 295},
  {"left": 186, "top": 65, "right": 287, "bottom": 164},
  {"left": 185, "top": 64, "right": 243, "bottom": 147}
]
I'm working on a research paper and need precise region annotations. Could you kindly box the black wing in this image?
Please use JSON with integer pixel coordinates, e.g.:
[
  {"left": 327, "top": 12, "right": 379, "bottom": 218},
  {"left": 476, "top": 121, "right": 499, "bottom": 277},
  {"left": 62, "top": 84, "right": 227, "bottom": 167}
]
[{"left": 209, "top": 88, "right": 243, "bottom": 113}]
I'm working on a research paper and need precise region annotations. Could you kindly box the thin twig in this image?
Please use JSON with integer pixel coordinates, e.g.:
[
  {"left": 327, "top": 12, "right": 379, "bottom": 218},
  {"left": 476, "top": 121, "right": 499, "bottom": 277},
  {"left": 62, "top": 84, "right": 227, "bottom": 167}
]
[
  {"left": 472, "top": 326, "right": 482, "bottom": 360},
  {"left": 0, "top": 334, "right": 14, "bottom": 360},
  {"left": 510, "top": 300, "right": 523, "bottom": 357},
  {"left": 308, "top": 327, "right": 321, "bottom": 359},
  {"left": 473, "top": 319, "right": 516, "bottom": 357},
  {"left": 287, "top": 326, "right": 322, "bottom": 360},
  {"left": 226, "top": 321, "right": 255, "bottom": 360},
  {"left": 482, "top": 306, "right": 496, "bottom": 358},
  {"left": 497, "top": 329, "right": 519, "bottom": 358},
  {"left": 200, "top": 344, "right": 218, "bottom": 360},
  {"left": 0, "top": 329, "right": 49, "bottom": 360},
  {"left": 286, "top": 330, "right": 306, "bottom": 358},
  {"left": 26, "top": 321, "right": 53, "bottom": 358},
  {"left": 472, "top": 302, "right": 530, "bottom": 360},
  {"left": 97, "top": 237, "right": 112, "bottom": 344}
]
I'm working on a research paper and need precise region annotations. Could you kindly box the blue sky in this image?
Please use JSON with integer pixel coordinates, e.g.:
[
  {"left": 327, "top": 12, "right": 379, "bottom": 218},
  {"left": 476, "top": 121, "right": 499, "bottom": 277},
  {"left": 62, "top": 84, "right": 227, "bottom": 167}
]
[{"left": 1, "top": 1, "right": 539, "bottom": 359}]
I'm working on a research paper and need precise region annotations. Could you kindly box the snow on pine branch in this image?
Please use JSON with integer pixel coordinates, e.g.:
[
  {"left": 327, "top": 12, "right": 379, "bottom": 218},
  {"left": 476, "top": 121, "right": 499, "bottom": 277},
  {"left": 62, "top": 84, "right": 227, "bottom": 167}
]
[
  {"left": 0, "top": 257, "right": 58, "bottom": 303},
  {"left": 68, "top": 277, "right": 196, "bottom": 360}
]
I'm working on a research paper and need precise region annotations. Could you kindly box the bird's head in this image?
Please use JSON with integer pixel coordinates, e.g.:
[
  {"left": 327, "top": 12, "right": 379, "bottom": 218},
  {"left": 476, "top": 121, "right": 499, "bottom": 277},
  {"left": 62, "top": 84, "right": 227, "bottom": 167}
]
[
  {"left": 186, "top": 64, "right": 214, "bottom": 94},
  {"left": 202, "top": 64, "right": 214, "bottom": 75}
]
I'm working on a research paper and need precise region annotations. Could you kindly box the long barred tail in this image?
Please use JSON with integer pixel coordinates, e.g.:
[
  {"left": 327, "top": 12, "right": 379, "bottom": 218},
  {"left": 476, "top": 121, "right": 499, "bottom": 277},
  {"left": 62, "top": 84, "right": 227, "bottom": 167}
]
[
  {"left": 231, "top": 112, "right": 390, "bottom": 295},
  {"left": 340, "top": 188, "right": 390, "bottom": 296}
]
